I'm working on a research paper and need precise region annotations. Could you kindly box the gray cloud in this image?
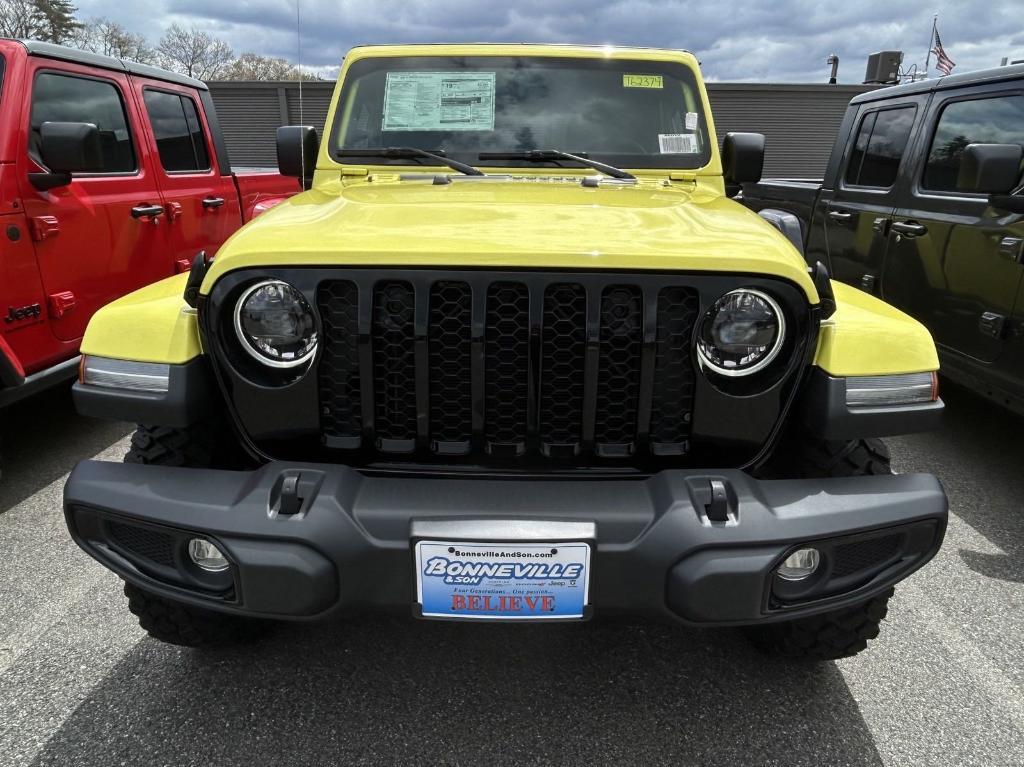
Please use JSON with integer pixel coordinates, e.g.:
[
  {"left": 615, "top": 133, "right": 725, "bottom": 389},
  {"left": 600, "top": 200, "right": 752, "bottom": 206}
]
[{"left": 74, "top": 0, "right": 1024, "bottom": 82}]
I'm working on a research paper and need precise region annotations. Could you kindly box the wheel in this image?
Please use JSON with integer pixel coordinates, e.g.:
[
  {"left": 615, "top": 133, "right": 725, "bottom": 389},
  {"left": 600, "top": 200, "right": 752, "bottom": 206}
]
[
  {"left": 746, "top": 431, "right": 895, "bottom": 659},
  {"left": 758, "top": 431, "right": 892, "bottom": 479},
  {"left": 122, "top": 422, "right": 264, "bottom": 646},
  {"left": 124, "top": 422, "right": 248, "bottom": 469},
  {"left": 787, "top": 435, "right": 892, "bottom": 478},
  {"left": 744, "top": 588, "right": 893, "bottom": 661},
  {"left": 124, "top": 582, "right": 269, "bottom": 648}
]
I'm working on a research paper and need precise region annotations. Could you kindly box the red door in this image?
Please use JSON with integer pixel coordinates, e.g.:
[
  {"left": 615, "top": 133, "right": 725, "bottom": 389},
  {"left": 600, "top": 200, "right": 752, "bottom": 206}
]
[
  {"left": 130, "top": 78, "right": 242, "bottom": 271},
  {"left": 18, "top": 61, "right": 170, "bottom": 341}
]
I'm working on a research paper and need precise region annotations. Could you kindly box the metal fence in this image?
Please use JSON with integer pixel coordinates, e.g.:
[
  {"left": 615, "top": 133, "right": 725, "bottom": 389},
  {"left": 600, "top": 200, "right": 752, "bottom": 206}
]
[{"left": 208, "top": 80, "right": 875, "bottom": 178}]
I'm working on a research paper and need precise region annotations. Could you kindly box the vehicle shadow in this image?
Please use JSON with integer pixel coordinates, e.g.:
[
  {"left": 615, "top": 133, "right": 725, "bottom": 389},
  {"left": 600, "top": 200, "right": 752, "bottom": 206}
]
[
  {"left": 31, "top": 617, "right": 883, "bottom": 767},
  {"left": 890, "top": 381, "right": 1024, "bottom": 584},
  {"left": 0, "top": 385, "right": 131, "bottom": 515}
]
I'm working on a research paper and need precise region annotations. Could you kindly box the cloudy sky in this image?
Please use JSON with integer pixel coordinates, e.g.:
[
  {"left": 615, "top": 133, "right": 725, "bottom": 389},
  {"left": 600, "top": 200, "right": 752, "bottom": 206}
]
[{"left": 74, "top": 0, "right": 1024, "bottom": 82}]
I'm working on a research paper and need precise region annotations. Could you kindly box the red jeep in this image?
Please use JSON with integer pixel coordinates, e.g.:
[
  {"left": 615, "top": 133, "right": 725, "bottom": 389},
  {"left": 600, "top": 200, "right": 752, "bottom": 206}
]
[{"left": 0, "top": 40, "right": 298, "bottom": 407}]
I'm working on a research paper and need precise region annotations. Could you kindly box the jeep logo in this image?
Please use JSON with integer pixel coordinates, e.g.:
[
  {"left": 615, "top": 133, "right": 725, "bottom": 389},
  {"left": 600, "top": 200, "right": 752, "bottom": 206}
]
[{"left": 4, "top": 303, "right": 42, "bottom": 324}]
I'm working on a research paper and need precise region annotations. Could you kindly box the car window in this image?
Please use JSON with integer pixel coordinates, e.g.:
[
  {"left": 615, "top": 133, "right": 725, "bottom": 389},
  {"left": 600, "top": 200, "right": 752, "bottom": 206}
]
[
  {"left": 922, "top": 94, "right": 1024, "bottom": 192},
  {"left": 332, "top": 55, "right": 712, "bottom": 170},
  {"left": 143, "top": 89, "right": 211, "bottom": 172},
  {"left": 30, "top": 72, "right": 136, "bottom": 173},
  {"left": 843, "top": 106, "right": 916, "bottom": 188}
]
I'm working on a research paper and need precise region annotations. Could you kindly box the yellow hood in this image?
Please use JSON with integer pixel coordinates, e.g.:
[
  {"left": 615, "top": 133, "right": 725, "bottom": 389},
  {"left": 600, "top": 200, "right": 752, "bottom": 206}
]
[{"left": 203, "top": 176, "right": 818, "bottom": 301}]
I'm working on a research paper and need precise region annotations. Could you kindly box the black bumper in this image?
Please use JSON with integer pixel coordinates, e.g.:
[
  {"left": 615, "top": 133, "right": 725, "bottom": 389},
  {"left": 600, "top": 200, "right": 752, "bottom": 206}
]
[{"left": 64, "top": 461, "right": 947, "bottom": 626}]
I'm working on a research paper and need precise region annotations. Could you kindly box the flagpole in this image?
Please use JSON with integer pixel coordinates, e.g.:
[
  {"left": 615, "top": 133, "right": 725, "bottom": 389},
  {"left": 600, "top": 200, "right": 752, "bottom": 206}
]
[{"left": 924, "top": 14, "right": 937, "bottom": 78}]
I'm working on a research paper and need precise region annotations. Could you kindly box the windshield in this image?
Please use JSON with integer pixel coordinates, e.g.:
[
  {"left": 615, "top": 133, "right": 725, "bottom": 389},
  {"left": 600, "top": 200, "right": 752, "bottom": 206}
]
[{"left": 330, "top": 55, "right": 712, "bottom": 170}]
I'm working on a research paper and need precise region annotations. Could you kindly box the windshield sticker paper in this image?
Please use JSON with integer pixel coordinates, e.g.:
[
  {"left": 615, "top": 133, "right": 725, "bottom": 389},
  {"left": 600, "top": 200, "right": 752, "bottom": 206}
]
[
  {"left": 382, "top": 72, "right": 496, "bottom": 131},
  {"left": 659, "top": 133, "right": 699, "bottom": 154},
  {"left": 685, "top": 111, "right": 699, "bottom": 131},
  {"left": 415, "top": 541, "right": 590, "bottom": 620},
  {"left": 623, "top": 74, "right": 663, "bottom": 89}
]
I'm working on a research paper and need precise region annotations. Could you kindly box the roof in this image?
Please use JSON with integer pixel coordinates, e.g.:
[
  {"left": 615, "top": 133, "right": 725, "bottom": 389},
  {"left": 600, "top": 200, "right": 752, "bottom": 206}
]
[
  {"left": 343, "top": 43, "right": 699, "bottom": 66},
  {"left": 11, "top": 39, "right": 207, "bottom": 91},
  {"left": 851, "top": 62, "right": 1024, "bottom": 104}
]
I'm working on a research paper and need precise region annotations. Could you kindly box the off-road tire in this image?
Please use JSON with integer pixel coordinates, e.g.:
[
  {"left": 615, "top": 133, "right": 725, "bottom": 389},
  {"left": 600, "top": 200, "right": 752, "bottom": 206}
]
[
  {"left": 747, "top": 432, "right": 895, "bottom": 659},
  {"left": 124, "top": 582, "right": 269, "bottom": 648},
  {"left": 122, "top": 422, "right": 263, "bottom": 646},
  {"left": 760, "top": 432, "right": 892, "bottom": 479},
  {"left": 789, "top": 436, "right": 892, "bottom": 478},
  {"left": 124, "top": 422, "right": 247, "bottom": 469},
  {"left": 745, "top": 588, "right": 893, "bottom": 661}
]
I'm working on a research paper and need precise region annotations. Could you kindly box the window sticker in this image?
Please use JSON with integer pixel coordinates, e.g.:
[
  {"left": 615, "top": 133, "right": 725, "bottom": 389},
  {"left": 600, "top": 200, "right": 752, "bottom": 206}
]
[
  {"left": 659, "top": 133, "right": 699, "bottom": 154},
  {"left": 623, "top": 74, "right": 663, "bottom": 89},
  {"left": 685, "top": 112, "right": 699, "bottom": 131},
  {"left": 382, "top": 72, "right": 496, "bottom": 131}
]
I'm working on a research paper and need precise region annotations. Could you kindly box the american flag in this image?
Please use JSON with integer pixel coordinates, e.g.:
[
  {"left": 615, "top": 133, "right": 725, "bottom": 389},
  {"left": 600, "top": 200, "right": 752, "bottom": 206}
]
[{"left": 931, "top": 28, "right": 956, "bottom": 76}]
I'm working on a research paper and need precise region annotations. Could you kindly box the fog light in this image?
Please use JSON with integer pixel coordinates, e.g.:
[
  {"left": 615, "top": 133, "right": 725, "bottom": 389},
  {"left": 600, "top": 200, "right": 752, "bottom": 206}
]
[
  {"left": 777, "top": 547, "right": 820, "bottom": 581},
  {"left": 188, "top": 538, "right": 229, "bottom": 572}
]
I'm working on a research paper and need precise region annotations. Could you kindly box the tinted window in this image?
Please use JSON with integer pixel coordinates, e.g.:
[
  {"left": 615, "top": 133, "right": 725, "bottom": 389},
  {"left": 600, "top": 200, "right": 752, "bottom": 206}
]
[
  {"left": 844, "top": 107, "right": 915, "bottom": 188},
  {"left": 30, "top": 72, "right": 135, "bottom": 173},
  {"left": 143, "top": 89, "right": 211, "bottom": 172},
  {"left": 923, "top": 95, "right": 1024, "bottom": 192},
  {"left": 332, "top": 56, "right": 712, "bottom": 170}
]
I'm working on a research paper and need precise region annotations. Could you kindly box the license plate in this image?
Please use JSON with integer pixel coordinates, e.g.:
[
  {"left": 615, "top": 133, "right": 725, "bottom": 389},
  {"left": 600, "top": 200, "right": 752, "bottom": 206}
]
[{"left": 414, "top": 540, "right": 591, "bottom": 620}]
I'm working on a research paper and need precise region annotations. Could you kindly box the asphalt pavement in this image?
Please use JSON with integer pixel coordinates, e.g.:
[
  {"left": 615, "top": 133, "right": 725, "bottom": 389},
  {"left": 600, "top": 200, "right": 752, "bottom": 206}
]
[{"left": 0, "top": 381, "right": 1021, "bottom": 766}]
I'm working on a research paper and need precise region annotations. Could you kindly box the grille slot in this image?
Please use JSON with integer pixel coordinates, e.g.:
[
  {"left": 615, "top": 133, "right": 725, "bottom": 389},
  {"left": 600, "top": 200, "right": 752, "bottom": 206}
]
[
  {"left": 108, "top": 521, "right": 176, "bottom": 568},
  {"left": 316, "top": 275, "right": 701, "bottom": 463},
  {"left": 318, "top": 280, "right": 362, "bottom": 447},
  {"left": 595, "top": 285, "right": 643, "bottom": 455},
  {"left": 485, "top": 283, "right": 530, "bottom": 453},
  {"left": 429, "top": 281, "right": 473, "bottom": 451},
  {"left": 650, "top": 287, "right": 700, "bottom": 454},
  {"left": 832, "top": 535, "right": 902, "bottom": 578},
  {"left": 540, "top": 284, "right": 587, "bottom": 454},
  {"left": 372, "top": 281, "right": 417, "bottom": 451}
]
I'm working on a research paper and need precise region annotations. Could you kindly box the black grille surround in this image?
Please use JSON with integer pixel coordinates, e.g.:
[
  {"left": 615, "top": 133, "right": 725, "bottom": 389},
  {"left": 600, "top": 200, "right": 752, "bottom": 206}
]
[{"left": 203, "top": 269, "right": 817, "bottom": 474}]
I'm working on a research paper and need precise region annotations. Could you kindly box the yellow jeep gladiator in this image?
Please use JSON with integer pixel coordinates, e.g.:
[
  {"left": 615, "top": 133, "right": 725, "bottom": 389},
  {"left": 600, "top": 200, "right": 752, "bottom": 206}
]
[{"left": 63, "top": 44, "right": 948, "bottom": 659}]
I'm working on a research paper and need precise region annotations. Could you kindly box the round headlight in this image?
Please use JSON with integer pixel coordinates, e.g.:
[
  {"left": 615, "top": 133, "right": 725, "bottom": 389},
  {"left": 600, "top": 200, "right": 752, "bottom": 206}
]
[
  {"left": 234, "top": 280, "right": 318, "bottom": 368},
  {"left": 696, "top": 289, "right": 785, "bottom": 377}
]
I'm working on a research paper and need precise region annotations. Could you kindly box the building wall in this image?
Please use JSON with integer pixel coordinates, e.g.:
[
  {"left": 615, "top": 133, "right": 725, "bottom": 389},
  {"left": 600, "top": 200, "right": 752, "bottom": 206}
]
[{"left": 208, "top": 81, "right": 876, "bottom": 178}]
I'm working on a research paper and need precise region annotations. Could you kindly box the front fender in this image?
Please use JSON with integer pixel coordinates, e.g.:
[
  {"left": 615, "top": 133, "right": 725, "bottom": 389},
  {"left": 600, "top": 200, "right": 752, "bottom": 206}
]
[
  {"left": 80, "top": 273, "right": 201, "bottom": 364},
  {"left": 813, "top": 282, "right": 939, "bottom": 377}
]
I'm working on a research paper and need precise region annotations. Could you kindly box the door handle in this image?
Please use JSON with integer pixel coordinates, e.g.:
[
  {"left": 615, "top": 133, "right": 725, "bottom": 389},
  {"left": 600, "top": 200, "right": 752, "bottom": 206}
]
[
  {"left": 828, "top": 210, "right": 853, "bottom": 222},
  {"left": 202, "top": 196, "right": 225, "bottom": 209},
  {"left": 131, "top": 204, "right": 164, "bottom": 219},
  {"left": 891, "top": 221, "right": 928, "bottom": 237}
]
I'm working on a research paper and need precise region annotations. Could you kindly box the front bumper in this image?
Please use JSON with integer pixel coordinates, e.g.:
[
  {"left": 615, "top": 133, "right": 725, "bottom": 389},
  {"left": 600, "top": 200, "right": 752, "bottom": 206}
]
[{"left": 64, "top": 461, "right": 947, "bottom": 626}]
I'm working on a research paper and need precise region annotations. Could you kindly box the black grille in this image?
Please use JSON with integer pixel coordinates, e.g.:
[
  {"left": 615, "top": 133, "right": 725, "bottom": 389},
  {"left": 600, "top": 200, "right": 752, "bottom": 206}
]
[
  {"left": 540, "top": 284, "right": 586, "bottom": 452},
  {"left": 108, "top": 521, "right": 176, "bottom": 567},
  {"left": 318, "top": 280, "right": 362, "bottom": 447},
  {"left": 429, "top": 281, "right": 473, "bottom": 450},
  {"left": 372, "top": 281, "right": 417, "bottom": 449},
  {"left": 832, "top": 535, "right": 902, "bottom": 578},
  {"left": 317, "top": 275, "right": 700, "bottom": 463},
  {"left": 650, "top": 287, "right": 700, "bottom": 452}
]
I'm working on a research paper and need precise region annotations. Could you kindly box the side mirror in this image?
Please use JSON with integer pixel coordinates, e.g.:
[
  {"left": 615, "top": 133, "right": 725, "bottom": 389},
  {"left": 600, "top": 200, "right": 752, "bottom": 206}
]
[
  {"left": 277, "top": 125, "right": 319, "bottom": 190},
  {"left": 722, "top": 132, "right": 765, "bottom": 194},
  {"left": 30, "top": 122, "right": 103, "bottom": 190},
  {"left": 957, "top": 143, "right": 1022, "bottom": 194},
  {"left": 40, "top": 122, "right": 103, "bottom": 173}
]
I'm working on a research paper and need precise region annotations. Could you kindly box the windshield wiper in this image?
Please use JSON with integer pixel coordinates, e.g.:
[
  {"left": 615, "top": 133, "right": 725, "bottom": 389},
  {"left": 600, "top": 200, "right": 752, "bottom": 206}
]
[
  {"left": 478, "top": 150, "right": 635, "bottom": 180},
  {"left": 335, "top": 147, "right": 484, "bottom": 176}
]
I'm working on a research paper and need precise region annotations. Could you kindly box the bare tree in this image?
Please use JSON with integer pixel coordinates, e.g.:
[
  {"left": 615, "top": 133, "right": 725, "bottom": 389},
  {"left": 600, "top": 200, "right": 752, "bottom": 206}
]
[
  {"left": 70, "top": 17, "right": 155, "bottom": 63},
  {"left": 156, "top": 23, "right": 234, "bottom": 80},
  {"left": 1, "top": 0, "right": 78, "bottom": 42},
  {"left": 224, "top": 52, "right": 319, "bottom": 81},
  {"left": 0, "top": 0, "right": 47, "bottom": 39}
]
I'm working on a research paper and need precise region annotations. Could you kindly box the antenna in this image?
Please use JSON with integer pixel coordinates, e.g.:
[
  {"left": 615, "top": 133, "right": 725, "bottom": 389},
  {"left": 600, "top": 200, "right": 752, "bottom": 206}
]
[{"left": 296, "top": 0, "right": 304, "bottom": 181}]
